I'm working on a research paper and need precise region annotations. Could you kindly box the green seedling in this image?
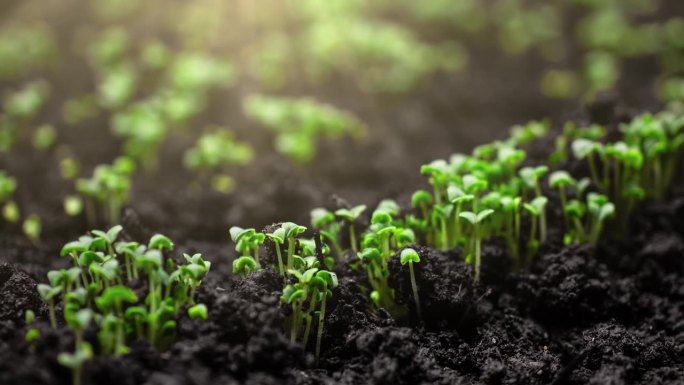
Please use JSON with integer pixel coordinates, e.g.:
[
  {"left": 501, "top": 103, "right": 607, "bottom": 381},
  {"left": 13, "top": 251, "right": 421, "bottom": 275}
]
[
  {"left": 76, "top": 157, "right": 135, "bottom": 225},
  {"left": 0, "top": 171, "right": 19, "bottom": 223},
  {"left": 549, "top": 170, "right": 576, "bottom": 224},
  {"left": 281, "top": 222, "right": 307, "bottom": 270},
  {"left": 459, "top": 209, "right": 495, "bottom": 282},
  {"left": 60, "top": 157, "right": 81, "bottom": 181},
  {"left": 243, "top": 94, "right": 366, "bottom": 163},
  {"left": 23, "top": 214, "right": 42, "bottom": 242},
  {"left": 311, "top": 208, "right": 342, "bottom": 258},
  {"left": 523, "top": 196, "right": 548, "bottom": 260},
  {"left": 519, "top": 166, "right": 549, "bottom": 243},
  {"left": 58, "top": 342, "right": 93, "bottom": 385},
  {"left": 230, "top": 226, "right": 265, "bottom": 267},
  {"left": 181, "top": 253, "right": 211, "bottom": 304},
  {"left": 400, "top": 248, "right": 422, "bottom": 322},
  {"left": 188, "top": 304, "right": 208, "bottom": 320},
  {"left": 183, "top": 129, "right": 253, "bottom": 189},
  {"left": 334, "top": 205, "right": 366, "bottom": 253},
  {"left": 587, "top": 193, "right": 615, "bottom": 246},
  {"left": 64, "top": 195, "right": 83, "bottom": 216},
  {"left": 32, "top": 124, "right": 56, "bottom": 151},
  {"left": 233, "top": 256, "right": 257, "bottom": 277},
  {"left": 572, "top": 138, "right": 605, "bottom": 189},
  {"left": 37, "top": 284, "right": 62, "bottom": 328}
]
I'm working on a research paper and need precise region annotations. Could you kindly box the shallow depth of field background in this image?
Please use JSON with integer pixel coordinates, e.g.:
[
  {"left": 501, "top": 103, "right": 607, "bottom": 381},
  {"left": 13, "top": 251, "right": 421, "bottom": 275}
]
[{"left": 0, "top": 0, "right": 682, "bottom": 242}]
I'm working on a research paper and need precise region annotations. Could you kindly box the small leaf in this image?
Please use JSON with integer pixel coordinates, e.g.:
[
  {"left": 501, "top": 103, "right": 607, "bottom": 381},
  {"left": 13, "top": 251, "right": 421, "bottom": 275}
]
[
  {"left": 188, "top": 304, "right": 208, "bottom": 320},
  {"left": 400, "top": 248, "right": 421, "bottom": 265}
]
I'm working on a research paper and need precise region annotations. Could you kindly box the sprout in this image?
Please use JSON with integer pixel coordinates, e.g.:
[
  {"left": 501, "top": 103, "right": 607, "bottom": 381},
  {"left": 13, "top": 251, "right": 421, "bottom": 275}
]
[
  {"left": 459, "top": 209, "right": 495, "bottom": 282},
  {"left": 0, "top": 171, "right": 19, "bottom": 223},
  {"left": 519, "top": 166, "right": 549, "bottom": 243},
  {"left": 148, "top": 233, "right": 174, "bottom": 251},
  {"left": 265, "top": 227, "right": 287, "bottom": 276},
  {"left": 32, "top": 124, "right": 56, "bottom": 151},
  {"left": 58, "top": 342, "right": 93, "bottom": 385},
  {"left": 549, "top": 170, "right": 576, "bottom": 224},
  {"left": 311, "top": 208, "right": 343, "bottom": 258},
  {"left": 23, "top": 214, "right": 42, "bottom": 243},
  {"left": 243, "top": 94, "right": 365, "bottom": 163},
  {"left": 572, "top": 138, "right": 604, "bottom": 188},
  {"left": 230, "top": 226, "right": 265, "bottom": 267},
  {"left": 335, "top": 204, "right": 366, "bottom": 253},
  {"left": 37, "top": 283, "right": 62, "bottom": 328},
  {"left": 232, "top": 256, "right": 258, "bottom": 277},
  {"left": 64, "top": 195, "right": 83, "bottom": 217},
  {"left": 400, "top": 248, "right": 422, "bottom": 322},
  {"left": 281, "top": 222, "right": 307, "bottom": 270},
  {"left": 523, "top": 196, "right": 548, "bottom": 259},
  {"left": 183, "top": 129, "right": 253, "bottom": 191},
  {"left": 188, "top": 304, "right": 208, "bottom": 320},
  {"left": 587, "top": 193, "right": 615, "bottom": 246}
]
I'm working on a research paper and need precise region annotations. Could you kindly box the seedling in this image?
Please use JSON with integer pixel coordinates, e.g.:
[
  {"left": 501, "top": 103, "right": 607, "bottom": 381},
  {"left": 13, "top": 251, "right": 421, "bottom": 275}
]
[
  {"left": 0, "top": 171, "right": 19, "bottom": 223},
  {"left": 58, "top": 342, "right": 93, "bottom": 385},
  {"left": 549, "top": 170, "right": 576, "bottom": 225},
  {"left": 334, "top": 204, "right": 366, "bottom": 253},
  {"left": 519, "top": 166, "right": 549, "bottom": 243},
  {"left": 183, "top": 129, "right": 253, "bottom": 191},
  {"left": 188, "top": 304, "right": 208, "bottom": 320},
  {"left": 75, "top": 156, "right": 135, "bottom": 225},
  {"left": 230, "top": 227, "right": 265, "bottom": 267},
  {"left": 459, "top": 209, "right": 495, "bottom": 282},
  {"left": 23, "top": 214, "right": 42, "bottom": 243},
  {"left": 523, "top": 196, "right": 548, "bottom": 259},
  {"left": 64, "top": 195, "right": 84, "bottom": 216},
  {"left": 243, "top": 94, "right": 366, "bottom": 163},
  {"left": 400, "top": 248, "right": 422, "bottom": 322},
  {"left": 311, "top": 208, "right": 343, "bottom": 257},
  {"left": 232, "top": 256, "right": 258, "bottom": 277},
  {"left": 32, "top": 124, "right": 56, "bottom": 151},
  {"left": 37, "top": 283, "right": 62, "bottom": 328},
  {"left": 281, "top": 222, "right": 307, "bottom": 270}
]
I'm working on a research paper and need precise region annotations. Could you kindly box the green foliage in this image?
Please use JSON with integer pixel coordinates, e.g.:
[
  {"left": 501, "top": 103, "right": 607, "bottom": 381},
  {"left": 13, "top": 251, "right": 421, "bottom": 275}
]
[
  {"left": 400, "top": 248, "right": 422, "bottom": 321},
  {"left": 75, "top": 156, "right": 135, "bottom": 225},
  {"left": 183, "top": 128, "right": 253, "bottom": 192},
  {"left": 281, "top": 261, "right": 338, "bottom": 357},
  {"left": 243, "top": 94, "right": 366, "bottom": 163},
  {"left": 38, "top": 227, "right": 209, "bottom": 371},
  {"left": 0, "top": 171, "right": 19, "bottom": 223}
]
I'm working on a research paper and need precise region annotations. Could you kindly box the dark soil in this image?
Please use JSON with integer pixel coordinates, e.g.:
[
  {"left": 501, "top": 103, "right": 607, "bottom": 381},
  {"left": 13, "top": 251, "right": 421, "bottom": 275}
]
[{"left": 1, "top": 2, "right": 684, "bottom": 384}]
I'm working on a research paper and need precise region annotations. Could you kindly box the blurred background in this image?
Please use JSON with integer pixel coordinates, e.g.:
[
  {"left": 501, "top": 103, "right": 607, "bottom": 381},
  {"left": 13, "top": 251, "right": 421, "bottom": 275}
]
[{"left": 0, "top": 0, "right": 682, "bottom": 245}]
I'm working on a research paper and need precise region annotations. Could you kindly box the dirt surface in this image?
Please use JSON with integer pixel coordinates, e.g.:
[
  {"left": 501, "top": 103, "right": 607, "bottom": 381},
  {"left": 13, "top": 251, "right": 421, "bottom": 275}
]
[{"left": 1, "top": 2, "right": 684, "bottom": 384}]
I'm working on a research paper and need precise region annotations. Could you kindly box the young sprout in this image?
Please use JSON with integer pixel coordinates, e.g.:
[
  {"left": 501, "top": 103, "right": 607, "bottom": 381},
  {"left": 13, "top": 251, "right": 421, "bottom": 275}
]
[
  {"left": 281, "top": 222, "right": 307, "bottom": 269},
  {"left": 587, "top": 193, "right": 615, "bottom": 246},
  {"left": 0, "top": 171, "right": 19, "bottom": 223},
  {"left": 64, "top": 195, "right": 83, "bottom": 216},
  {"left": 58, "top": 342, "right": 93, "bottom": 385},
  {"left": 37, "top": 283, "right": 62, "bottom": 328},
  {"left": 23, "top": 214, "right": 42, "bottom": 243},
  {"left": 188, "top": 303, "right": 208, "bottom": 320},
  {"left": 32, "top": 124, "right": 57, "bottom": 151},
  {"left": 230, "top": 227, "right": 265, "bottom": 267},
  {"left": 25, "top": 309, "right": 40, "bottom": 351},
  {"left": 311, "top": 208, "right": 342, "bottom": 257},
  {"left": 265, "top": 227, "right": 287, "bottom": 276},
  {"left": 459, "top": 209, "right": 495, "bottom": 282},
  {"left": 549, "top": 170, "right": 576, "bottom": 224},
  {"left": 519, "top": 166, "right": 549, "bottom": 243},
  {"left": 335, "top": 205, "right": 366, "bottom": 253},
  {"left": 233, "top": 256, "right": 258, "bottom": 277},
  {"left": 523, "top": 197, "right": 548, "bottom": 261},
  {"left": 181, "top": 253, "right": 211, "bottom": 304},
  {"left": 572, "top": 138, "right": 604, "bottom": 189},
  {"left": 400, "top": 248, "right": 422, "bottom": 322},
  {"left": 411, "top": 190, "right": 433, "bottom": 224},
  {"left": 148, "top": 233, "right": 174, "bottom": 251}
]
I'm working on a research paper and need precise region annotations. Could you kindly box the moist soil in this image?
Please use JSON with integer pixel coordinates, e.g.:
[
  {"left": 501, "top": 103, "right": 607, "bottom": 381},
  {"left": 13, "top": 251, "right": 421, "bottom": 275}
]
[{"left": 1, "top": 3, "right": 684, "bottom": 384}]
